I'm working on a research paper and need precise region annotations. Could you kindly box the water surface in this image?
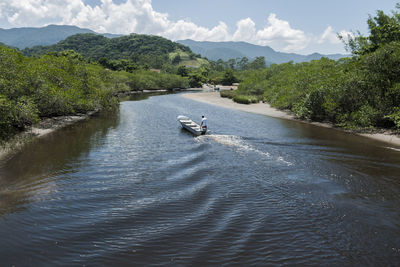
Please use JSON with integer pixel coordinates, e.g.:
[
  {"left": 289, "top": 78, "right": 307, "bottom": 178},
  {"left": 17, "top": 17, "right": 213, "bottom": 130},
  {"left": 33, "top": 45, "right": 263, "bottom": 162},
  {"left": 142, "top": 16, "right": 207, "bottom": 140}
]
[{"left": 1, "top": 93, "right": 400, "bottom": 265}]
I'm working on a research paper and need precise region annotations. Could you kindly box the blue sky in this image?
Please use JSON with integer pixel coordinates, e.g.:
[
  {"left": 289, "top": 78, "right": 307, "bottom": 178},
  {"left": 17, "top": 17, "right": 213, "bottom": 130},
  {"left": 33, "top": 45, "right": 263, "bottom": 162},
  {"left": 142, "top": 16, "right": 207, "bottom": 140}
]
[
  {"left": 152, "top": 0, "right": 397, "bottom": 35},
  {"left": 0, "top": 0, "right": 399, "bottom": 54}
]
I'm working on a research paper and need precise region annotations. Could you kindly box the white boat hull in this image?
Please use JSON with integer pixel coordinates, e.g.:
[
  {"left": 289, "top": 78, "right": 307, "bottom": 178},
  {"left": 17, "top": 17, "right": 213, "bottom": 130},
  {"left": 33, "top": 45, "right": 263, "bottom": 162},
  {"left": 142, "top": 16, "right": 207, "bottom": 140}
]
[{"left": 177, "top": 115, "right": 208, "bottom": 136}]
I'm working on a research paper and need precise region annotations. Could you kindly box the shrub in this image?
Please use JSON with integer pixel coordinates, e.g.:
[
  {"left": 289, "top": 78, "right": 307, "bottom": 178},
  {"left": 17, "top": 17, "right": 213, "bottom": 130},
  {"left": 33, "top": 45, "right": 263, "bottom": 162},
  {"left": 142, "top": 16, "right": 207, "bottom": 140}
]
[
  {"left": 221, "top": 69, "right": 238, "bottom": 85},
  {"left": 233, "top": 95, "right": 259, "bottom": 104},
  {"left": 0, "top": 95, "right": 16, "bottom": 139},
  {"left": 220, "top": 90, "right": 236, "bottom": 99},
  {"left": 385, "top": 107, "right": 400, "bottom": 129},
  {"left": 14, "top": 96, "right": 40, "bottom": 129},
  {"left": 292, "top": 96, "right": 311, "bottom": 119},
  {"left": 349, "top": 105, "right": 380, "bottom": 128}
]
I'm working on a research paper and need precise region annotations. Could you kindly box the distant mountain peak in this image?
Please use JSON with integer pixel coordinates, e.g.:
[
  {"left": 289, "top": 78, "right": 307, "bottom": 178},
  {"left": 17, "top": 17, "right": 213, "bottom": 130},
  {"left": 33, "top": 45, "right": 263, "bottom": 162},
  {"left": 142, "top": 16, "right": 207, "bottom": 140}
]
[
  {"left": 0, "top": 24, "right": 120, "bottom": 49},
  {"left": 177, "top": 39, "right": 348, "bottom": 64}
]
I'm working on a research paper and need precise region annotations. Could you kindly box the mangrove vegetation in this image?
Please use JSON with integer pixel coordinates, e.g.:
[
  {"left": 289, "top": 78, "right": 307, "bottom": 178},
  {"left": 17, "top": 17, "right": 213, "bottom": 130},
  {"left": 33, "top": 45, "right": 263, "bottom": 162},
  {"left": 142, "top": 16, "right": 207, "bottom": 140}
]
[
  {"left": 1, "top": 3, "right": 399, "bottom": 143},
  {"left": 0, "top": 45, "right": 188, "bottom": 141},
  {"left": 228, "top": 5, "right": 400, "bottom": 130}
]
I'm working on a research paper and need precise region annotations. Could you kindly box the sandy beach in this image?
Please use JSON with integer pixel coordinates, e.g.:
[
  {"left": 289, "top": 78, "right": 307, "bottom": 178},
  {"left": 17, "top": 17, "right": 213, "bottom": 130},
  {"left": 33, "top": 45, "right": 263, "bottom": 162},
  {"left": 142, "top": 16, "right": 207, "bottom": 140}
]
[{"left": 182, "top": 91, "right": 400, "bottom": 146}]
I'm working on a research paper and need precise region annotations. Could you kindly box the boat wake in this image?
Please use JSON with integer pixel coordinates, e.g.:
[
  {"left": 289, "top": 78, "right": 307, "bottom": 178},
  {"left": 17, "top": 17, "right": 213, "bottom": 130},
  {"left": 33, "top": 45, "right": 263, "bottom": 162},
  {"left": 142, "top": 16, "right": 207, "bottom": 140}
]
[
  {"left": 385, "top": 146, "right": 400, "bottom": 152},
  {"left": 196, "top": 134, "right": 293, "bottom": 166}
]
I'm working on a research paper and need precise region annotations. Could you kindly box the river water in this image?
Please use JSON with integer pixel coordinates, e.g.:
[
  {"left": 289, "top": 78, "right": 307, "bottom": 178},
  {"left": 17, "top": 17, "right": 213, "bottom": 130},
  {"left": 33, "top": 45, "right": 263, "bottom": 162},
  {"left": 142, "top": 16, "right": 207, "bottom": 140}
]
[{"left": 1, "top": 93, "right": 400, "bottom": 266}]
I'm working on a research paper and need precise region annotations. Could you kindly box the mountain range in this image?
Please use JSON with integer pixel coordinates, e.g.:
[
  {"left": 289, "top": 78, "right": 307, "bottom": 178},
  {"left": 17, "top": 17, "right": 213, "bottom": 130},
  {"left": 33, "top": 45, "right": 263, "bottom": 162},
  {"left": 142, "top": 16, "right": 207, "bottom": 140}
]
[
  {"left": 0, "top": 25, "right": 347, "bottom": 64},
  {"left": 0, "top": 25, "right": 120, "bottom": 49},
  {"left": 177, "top": 39, "right": 347, "bottom": 64}
]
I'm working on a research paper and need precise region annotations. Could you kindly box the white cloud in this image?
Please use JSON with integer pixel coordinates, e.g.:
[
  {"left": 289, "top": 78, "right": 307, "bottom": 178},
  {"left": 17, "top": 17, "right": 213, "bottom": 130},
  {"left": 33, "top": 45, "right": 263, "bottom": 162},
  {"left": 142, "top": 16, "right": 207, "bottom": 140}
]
[
  {"left": 233, "top": 18, "right": 256, "bottom": 42},
  {"left": 0, "top": 0, "right": 349, "bottom": 54},
  {"left": 256, "top": 13, "right": 308, "bottom": 51},
  {"left": 0, "top": 0, "right": 167, "bottom": 33},
  {"left": 315, "top": 26, "right": 354, "bottom": 54},
  {"left": 164, "top": 20, "right": 230, "bottom": 42},
  {"left": 319, "top": 26, "right": 339, "bottom": 44},
  {"left": 337, "top": 29, "right": 355, "bottom": 43},
  {"left": 226, "top": 14, "right": 310, "bottom": 52}
]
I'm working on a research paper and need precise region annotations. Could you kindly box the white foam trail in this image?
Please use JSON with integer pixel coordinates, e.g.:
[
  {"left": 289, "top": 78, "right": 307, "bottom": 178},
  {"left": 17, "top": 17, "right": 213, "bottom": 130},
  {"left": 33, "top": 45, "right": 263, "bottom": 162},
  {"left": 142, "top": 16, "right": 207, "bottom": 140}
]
[
  {"left": 385, "top": 146, "right": 400, "bottom": 152},
  {"left": 201, "top": 134, "right": 265, "bottom": 153},
  {"left": 277, "top": 156, "right": 293, "bottom": 166},
  {"left": 197, "top": 135, "right": 293, "bottom": 166},
  {"left": 199, "top": 134, "right": 267, "bottom": 154}
]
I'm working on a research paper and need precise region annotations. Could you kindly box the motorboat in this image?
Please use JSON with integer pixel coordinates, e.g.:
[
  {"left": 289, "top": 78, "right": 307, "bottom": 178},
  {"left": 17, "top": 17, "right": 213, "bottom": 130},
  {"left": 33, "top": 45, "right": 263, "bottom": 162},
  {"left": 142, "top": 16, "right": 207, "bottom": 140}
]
[{"left": 177, "top": 115, "right": 208, "bottom": 136}]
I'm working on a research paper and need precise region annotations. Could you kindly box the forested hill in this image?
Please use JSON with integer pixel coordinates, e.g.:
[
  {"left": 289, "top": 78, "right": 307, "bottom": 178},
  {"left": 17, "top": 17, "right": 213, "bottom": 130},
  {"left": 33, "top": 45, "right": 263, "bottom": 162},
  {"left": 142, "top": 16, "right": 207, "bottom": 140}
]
[
  {"left": 0, "top": 25, "right": 120, "bottom": 49},
  {"left": 178, "top": 39, "right": 347, "bottom": 64},
  {"left": 23, "top": 33, "right": 200, "bottom": 69}
]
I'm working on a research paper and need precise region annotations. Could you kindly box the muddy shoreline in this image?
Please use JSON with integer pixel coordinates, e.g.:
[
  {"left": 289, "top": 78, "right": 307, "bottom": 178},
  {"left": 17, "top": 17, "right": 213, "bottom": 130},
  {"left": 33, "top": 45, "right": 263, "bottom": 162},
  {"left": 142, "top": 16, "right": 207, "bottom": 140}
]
[
  {"left": 0, "top": 89, "right": 196, "bottom": 162},
  {"left": 0, "top": 111, "right": 98, "bottom": 162}
]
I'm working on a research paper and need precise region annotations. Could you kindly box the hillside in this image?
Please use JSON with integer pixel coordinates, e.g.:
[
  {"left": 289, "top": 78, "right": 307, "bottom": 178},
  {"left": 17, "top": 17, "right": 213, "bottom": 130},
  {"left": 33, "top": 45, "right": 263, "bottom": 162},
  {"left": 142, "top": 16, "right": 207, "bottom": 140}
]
[
  {"left": 0, "top": 25, "right": 120, "bottom": 49},
  {"left": 0, "top": 24, "right": 347, "bottom": 66},
  {"left": 177, "top": 39, "right": 347, "bottom": 64},
  {"left": 23, "top": 33, "right": 201, "bottom": 69}
]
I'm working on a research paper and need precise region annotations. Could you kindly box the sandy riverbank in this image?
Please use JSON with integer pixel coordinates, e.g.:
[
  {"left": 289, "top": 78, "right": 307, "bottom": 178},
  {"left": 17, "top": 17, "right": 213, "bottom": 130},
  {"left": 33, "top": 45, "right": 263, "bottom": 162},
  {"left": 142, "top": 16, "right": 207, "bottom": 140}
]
[{"left": 182, "top": 91, "right": 400, "bottom": 146}]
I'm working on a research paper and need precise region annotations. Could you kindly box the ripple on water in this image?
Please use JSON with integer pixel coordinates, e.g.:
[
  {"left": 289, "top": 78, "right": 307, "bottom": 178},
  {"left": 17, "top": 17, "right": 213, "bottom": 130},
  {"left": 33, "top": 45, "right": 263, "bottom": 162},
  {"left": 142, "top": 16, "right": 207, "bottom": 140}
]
[{"left": 1, "top": 95, "right": 400, "bottom": 266}]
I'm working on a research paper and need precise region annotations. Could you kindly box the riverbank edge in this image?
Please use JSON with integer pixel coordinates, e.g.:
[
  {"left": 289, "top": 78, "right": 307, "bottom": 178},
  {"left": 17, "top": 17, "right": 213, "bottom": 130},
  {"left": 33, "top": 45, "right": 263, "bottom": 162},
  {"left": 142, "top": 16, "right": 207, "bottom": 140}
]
[
  {"left": 181, "top": 91, "right": 400, "bottom": 147},
  {"left": 0, "top": 88, "right": 198, "bottom": 162},
  {"left": 0, "top": 110, "right": 100, "bottom": 162}
]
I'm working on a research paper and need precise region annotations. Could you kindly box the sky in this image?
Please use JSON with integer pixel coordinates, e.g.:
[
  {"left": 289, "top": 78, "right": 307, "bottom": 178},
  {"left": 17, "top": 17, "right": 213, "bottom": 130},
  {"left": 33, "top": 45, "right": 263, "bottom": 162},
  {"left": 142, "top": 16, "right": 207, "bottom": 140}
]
[{"left": 0, "top": 0, "right": 399, "bottom": 54}]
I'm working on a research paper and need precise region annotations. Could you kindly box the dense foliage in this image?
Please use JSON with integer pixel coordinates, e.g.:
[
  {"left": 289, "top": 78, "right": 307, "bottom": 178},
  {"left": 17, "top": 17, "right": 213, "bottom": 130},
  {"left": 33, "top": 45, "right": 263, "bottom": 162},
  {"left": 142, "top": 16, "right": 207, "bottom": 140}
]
[
  {"left": 0, "top": 47, "right": 113, "bottom": 139},
  {"left": 195, "top": 57, "right": 268, "bottom": 86},
  {"left": 210, "top": 56, "right": 267, "bottom": 71},
  {"left": 21, "top": 32, "right": 269, "bottom": 91},
  {"left": 0, "top": 45, "right": 188, "bottom": 140},
  {"left": 234, "top": 5, "right": 400, "bottom": 130},
  {"left": 3, "top": 4, "right": 399, "bottom": 142},
  {"left": 23, "top": 33, "right": 199, "bottom": 69}
]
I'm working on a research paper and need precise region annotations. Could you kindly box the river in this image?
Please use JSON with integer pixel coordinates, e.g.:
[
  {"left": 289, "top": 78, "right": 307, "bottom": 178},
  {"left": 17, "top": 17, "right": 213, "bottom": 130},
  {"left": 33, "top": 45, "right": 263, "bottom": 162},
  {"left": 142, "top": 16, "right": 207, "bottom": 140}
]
[{"left": 1, "top": 93, "right": 400, "bottom": 266}]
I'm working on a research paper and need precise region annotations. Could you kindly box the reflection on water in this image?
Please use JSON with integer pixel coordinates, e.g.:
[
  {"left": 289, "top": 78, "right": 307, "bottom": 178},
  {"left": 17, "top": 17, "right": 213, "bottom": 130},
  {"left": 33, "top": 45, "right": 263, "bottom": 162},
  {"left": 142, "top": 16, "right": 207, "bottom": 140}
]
[
  {"left": 277, "top": 120, "right": 400, "bottom": 201},
  {"left": 120, "top": 91, "right": 175, "bottom": 102},
  {"left": 0, "top": 93, "right": 400, "bottom": 266},
  {"left": 0, "top": 112, "right": 119, "bottom": 216}
]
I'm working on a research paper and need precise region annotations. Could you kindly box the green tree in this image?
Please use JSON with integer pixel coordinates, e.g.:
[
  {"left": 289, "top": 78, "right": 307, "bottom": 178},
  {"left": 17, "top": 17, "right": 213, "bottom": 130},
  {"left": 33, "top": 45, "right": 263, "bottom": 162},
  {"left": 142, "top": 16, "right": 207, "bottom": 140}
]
[
  {"left": 213, "top": 59, "right": 226, "bottom": 71},
  {"left": 188, "top": 73, "right": 203, "bottom": 88},
  {"left": 227, "top": 58, "right": 236, "bottom": 69},
  {"left": 238, "top": 57, "right": 249, "bottom": 70},
  {"left": 221, "top": 69, "right": 238, "bottom": 85},
  {"left": 172, "top": 54, "right": 181, "bottom": 65},
  {"left": 341, "top": 4, "right": 400, "bottom": 55},
  {"left": 247, "top": 56, "right": 267, "bottom": 70},
  {"left": 177, "top": 65, "right": 189, "bottom": 77}
]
